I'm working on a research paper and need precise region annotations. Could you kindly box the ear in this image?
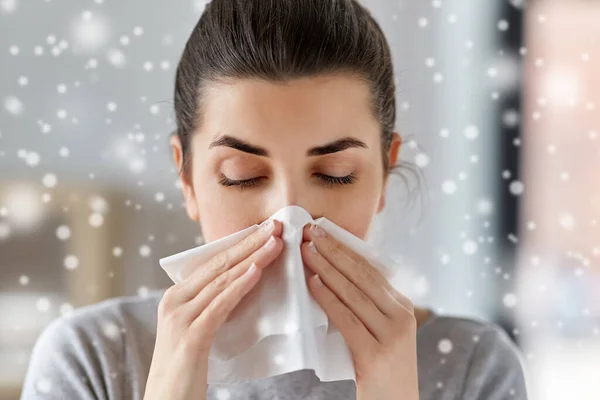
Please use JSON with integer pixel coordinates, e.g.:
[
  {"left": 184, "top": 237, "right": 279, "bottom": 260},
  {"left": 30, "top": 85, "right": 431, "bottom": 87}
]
[
  {"left": 170, "top": 134, "right": 200, "bottom": 222},
  {"left": 377, "top": 132, "right": 402, "bottom": 213}
]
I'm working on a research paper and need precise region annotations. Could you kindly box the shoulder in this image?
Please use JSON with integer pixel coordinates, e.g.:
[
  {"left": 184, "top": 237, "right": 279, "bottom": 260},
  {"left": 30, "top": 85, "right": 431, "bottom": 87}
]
[
  {"left": 417, "top": 314, "right": 529, "bottom": 399},
  {"left": 38, "top": 290, "right": 164, "bottom": 346},
  {"left": 20, "top": 290, "right": 164, "bottom": 398}
]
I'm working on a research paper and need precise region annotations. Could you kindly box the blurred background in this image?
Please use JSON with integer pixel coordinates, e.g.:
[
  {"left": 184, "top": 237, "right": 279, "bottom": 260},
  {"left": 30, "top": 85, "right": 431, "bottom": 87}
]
[{"left": 1, "top": 0, "right": 599, "bottom": 399}]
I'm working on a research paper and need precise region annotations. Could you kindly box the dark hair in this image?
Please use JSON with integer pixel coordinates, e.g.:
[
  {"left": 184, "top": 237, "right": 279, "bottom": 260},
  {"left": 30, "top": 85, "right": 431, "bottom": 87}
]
[{"left": 173, "top": 0, "right": 423, "bottom": 210}]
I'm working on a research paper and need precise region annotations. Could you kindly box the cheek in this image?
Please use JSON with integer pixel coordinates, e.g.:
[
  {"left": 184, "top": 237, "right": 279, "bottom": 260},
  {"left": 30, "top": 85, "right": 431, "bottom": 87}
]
[
  {"left": 192, "top": 170, "right": 261, "bottom": 242},
  {"left": 321, "top": 204, "right": 377, "bottom": 240},
  {"left": 312, "top": 181, "right": 382, "bottom": 240},
  {"left": 196, "top": 195, "right": 261, "bottom": 243}
]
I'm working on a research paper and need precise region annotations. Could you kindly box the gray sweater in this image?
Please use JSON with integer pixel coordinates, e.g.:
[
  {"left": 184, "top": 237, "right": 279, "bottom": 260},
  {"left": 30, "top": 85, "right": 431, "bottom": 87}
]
[{"left": 20, "top": 290, "right": 529, "bottom": 399}]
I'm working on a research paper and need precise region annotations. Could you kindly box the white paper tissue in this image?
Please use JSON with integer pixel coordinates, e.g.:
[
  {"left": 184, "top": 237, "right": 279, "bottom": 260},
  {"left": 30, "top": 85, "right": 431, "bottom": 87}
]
[{"left": 159, "top": 205, "right": 399, "bottom": 385}]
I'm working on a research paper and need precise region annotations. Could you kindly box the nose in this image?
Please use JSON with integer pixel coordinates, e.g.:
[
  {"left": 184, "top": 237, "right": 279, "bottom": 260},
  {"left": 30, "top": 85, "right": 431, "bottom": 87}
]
[{"left": 264, "top": 176, "right": 320, "bottom": 220}]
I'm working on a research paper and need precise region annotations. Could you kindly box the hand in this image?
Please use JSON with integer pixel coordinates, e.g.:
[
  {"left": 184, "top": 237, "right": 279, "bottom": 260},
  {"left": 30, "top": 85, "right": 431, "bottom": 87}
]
[
  {"left": 301, "top": 224, "right": 419, "bottom": 400},
  {"left": 144, "top": 220, "right": 284, "bottom": 400}
]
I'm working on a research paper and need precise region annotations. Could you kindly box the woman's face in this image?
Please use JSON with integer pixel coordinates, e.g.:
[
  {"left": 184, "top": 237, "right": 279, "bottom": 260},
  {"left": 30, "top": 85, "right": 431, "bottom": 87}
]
[{"left": 171, "top": 74, "right": 401, "bottom": 243}]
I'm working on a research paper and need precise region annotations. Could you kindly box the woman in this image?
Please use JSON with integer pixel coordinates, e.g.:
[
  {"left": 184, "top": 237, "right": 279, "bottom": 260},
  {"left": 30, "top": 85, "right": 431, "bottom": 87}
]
[{"left": 20, "top": 0, "right": 528, "bottom": 399}]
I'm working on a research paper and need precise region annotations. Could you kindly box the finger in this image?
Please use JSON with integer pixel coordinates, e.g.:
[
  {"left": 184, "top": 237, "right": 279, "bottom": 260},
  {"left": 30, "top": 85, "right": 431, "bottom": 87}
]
[
  {"left": 302, "top": 241, "right": 390, "bottom": 342},
  {"left": 177, "top": 219, "right": 283, "bottom": 303},
  {"left": 304, "top": 224, "right": 400, "bottom": 318},
  {"left": 179, "top": 234, "right": 283, "bottom": 326},
  {"left": 307, "top": 274, "right": 377, "bottom": 358},
  {"left": 188, "top": 261, "right": 264, "bottom": 341}
]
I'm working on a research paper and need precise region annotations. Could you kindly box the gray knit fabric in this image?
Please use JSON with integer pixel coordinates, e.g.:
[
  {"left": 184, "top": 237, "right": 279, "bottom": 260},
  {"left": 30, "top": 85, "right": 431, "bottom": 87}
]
[{"left": 20, "top": 290, "right": 529, "bottom": 399}]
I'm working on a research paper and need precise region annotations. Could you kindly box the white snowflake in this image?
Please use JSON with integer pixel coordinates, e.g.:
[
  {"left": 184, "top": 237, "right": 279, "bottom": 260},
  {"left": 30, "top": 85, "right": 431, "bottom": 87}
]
[
  {"left": 503, "top": 293, "right": 518, "bottom": 308},
  {"left": 509, "top": 0, "right": 526, "bottom": 9},
  {"left": 143, "top": 61, "right": 154, "bottom": 71},
  {"left": 509, "top": 180, "right": 524, "bottom": 196},
  {"left": 102, "top": 321, "right": 121, "bottom": 341},
  {"left": 437, "top": 339, "right": 453, "bottom": 354},
  {"left": 85, "top": 58, "right": 98, "bottom": 69},
  {"left": 36, "top": 297, "right": 51, "bottom": 312},
  {"left": 56, "top": 225, "right": 71, "bottom": 240},
  {"left": 415, "top": 153, "right": 430, "bottom": 168},
  {"left": 19, "top": 275, "right": 29, "bottom": 286},
  {"left": 139, "top": 245, "right": 151, "bottom": 257},
  {"left": 559, "top": 213, "right": 575, "bottom": 231},
  {"left": 107, "top": 48, "right": 126, "bottom": 67},
  {"left": 24, "top": 151, "right": 40, "bottom": 167},
  {"left": 149, "top": 104, "right": 160, "bottom": 114},
  {"left": 129, "top": 156, "right": 146, "bottom": 173},
  {"left": 64, "top": 255, "right": 79, "bottom": 270},
  {"left": 502, "top": 109, "right": 520, "bottom": 127},
  {"left": 476, "top": 198, "right": 494, "bottom": 215},
  {"left": 70, "top": 11, "right": 109, "bottom": 53},
  {"left": 462, "top": 240, "right": 478, "bottom": 255},
  {"left": 106, "top": 102, "right": 117, "bottom": 112},
  {"left": 441, "top": 180, "right": 457, "bottom": 195},
  {"left": 57, "top": 109, "right": 68, "bottom": 119},
  {"left": 42, "top": 173, "right": 58, "bottom": 188},
  {"left": 4, "top": 95, "right": 24, "bottom": 115},
  {"left": 0, "top": 0, "right": 18, "bottom": 13},
  {"left": 464, "top": 125, "right": 479, "bottom": 140},
  {"left": 89, "top": 212, "right": 104, "bottom": 227}
]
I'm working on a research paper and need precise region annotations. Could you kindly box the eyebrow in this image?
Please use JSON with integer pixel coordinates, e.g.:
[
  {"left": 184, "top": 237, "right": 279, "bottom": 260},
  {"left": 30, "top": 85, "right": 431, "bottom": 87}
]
[{"left": 208, "top": 135, "right": 368, "bottom": 157}]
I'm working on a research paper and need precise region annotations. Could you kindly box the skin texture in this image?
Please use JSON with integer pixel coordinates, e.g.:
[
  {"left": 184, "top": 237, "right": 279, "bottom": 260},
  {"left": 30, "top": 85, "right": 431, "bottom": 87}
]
[
  {"left": 172, "top": 75, "right": 397, "bottom": 242},
  {"left": 149, "top": 74, "right": 428, "bottom": 400}
]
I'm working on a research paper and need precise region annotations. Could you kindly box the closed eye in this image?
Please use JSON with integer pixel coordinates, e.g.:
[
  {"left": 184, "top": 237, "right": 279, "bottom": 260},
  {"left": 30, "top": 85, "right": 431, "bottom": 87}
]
[
  {"left": 313, "top": 173, "right": 357, "bottom": 187},
  {"left": 218, "top": 173, "right": 357, "bottom": 191},
  {"left": 218, "top": 175, "right": 265, "bottom": 190}
]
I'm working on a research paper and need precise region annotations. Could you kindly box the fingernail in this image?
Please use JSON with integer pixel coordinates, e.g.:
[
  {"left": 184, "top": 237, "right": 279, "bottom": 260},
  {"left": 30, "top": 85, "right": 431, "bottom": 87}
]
[
  {"left": 310, "top": 224, "right": 325, "bottom": 238},
  {"left": 262, "top": 219, "right": 274, "bottom": 232},
  {"left": 307, "top": 241, "right": 318, "bottom": 253},
  {"left": 246, "top": 262, "right": 257, "bottom": 275},
  {"left": 312, "top": 274, "right": 323, "bottom": 287},
  {"left": 265, "top": 235, "right": 277, "bottom": 249}
]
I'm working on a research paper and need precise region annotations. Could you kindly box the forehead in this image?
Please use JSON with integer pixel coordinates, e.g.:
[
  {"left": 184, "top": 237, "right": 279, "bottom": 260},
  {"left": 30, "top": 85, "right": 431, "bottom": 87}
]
[{"left": 198, "top": 75, "right": 378, "bottom": 137}]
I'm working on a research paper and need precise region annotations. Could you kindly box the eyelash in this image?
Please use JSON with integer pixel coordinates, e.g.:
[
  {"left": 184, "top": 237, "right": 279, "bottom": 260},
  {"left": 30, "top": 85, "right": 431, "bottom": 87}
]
[{"left": 218, "top": 173, "right": 357, "bottom": 190}]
